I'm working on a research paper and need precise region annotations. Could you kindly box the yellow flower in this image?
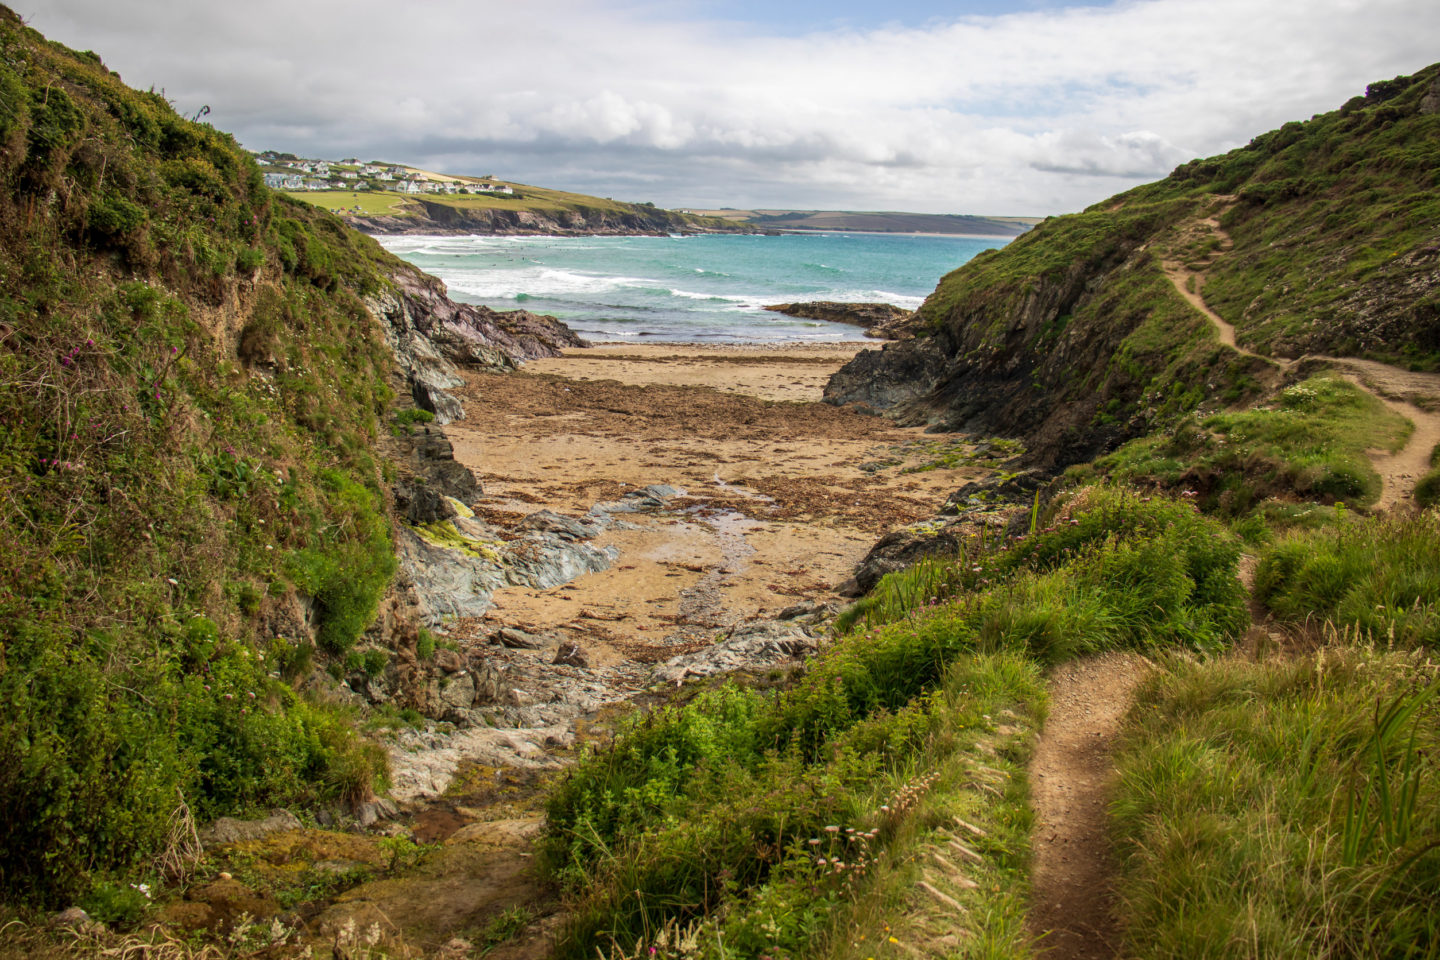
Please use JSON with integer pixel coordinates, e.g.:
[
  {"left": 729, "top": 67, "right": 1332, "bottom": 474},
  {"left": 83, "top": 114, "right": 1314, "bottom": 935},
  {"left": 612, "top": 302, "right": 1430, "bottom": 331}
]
[{"left": 888, "top": 937, "right": 899, "bottom": 944}]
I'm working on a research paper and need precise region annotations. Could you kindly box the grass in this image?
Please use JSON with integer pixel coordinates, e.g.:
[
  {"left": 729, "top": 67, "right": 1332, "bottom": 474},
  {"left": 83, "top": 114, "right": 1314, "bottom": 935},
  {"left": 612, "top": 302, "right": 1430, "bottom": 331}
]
[
  {"left": 1112, "top": 643, "right": 1440, "bottom": 959},
  {"left": 542, "top": 488, "right": 1247, "bottom": 960},
  {"left": 1094, "top": 375, "right": 1410, "bottom": 513},
  {"left": 282, "top": 190, "right": 413, "bottom": 216},
  {"left": 1254, "top": 510, "right": 1440, "bottom": 646}
]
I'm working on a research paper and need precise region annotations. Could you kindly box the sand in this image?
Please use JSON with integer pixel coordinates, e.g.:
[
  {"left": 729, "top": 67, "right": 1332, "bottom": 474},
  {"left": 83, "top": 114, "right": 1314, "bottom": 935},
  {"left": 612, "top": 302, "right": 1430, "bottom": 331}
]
[{"left": 440, "top": 343, "right": 987, "bottom": 662}]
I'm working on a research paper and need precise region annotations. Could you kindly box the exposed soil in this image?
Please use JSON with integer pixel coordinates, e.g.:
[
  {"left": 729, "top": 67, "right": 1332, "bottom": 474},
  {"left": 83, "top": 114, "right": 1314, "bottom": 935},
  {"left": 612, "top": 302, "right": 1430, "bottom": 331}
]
[{"left": 1028, "top": 652, "right": 1150, "bottom": 960}]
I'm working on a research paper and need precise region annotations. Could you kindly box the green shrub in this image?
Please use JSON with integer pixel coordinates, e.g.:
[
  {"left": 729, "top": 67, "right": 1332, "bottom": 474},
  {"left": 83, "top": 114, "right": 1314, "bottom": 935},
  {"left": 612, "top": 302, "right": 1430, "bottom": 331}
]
[
  {"left": 86, "top": 192, "right": 147, "bottom": 237},
  {"left": 1415, "top": 467, "right": 1440, "bottom": 509},
  {"left": 81, "top": 880, "right": 149, "bottom": 929},
  {"left": 1255, "top": 512, "right": 1440, "bottom": 645},
  {"left": 415, "top": 629, "right": 436, "bottom": 660}
]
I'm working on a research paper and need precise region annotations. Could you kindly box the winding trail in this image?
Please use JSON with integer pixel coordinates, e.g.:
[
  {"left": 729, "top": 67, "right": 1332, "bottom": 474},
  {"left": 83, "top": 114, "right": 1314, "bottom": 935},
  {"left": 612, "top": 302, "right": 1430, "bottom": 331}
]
[
  {"left": 1027, "top": 652, "right": 1150, "bottom": 959},
  {"left": 1161, "top": 207, "right": 1440, "bottom": 508}
]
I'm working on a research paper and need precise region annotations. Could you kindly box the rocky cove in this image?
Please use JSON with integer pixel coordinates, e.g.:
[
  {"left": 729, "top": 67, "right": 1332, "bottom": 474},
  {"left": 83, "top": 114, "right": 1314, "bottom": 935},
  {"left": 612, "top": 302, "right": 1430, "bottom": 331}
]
[
  {"left": 204, "top": 328, "right": 1032, "bottom": 954},
  {"left": 372, "top": 342, "right": 1028, "bottom": 795}
]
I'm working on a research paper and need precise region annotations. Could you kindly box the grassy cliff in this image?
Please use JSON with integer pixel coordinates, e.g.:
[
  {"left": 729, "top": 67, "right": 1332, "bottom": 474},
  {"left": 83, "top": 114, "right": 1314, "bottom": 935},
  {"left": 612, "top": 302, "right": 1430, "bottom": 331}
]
[
  {"left": 826, "top": 64, "right": 1440, "bottom": 466},
  {"left": 0, "top": 7, "right": 457, "bottom": 905}
]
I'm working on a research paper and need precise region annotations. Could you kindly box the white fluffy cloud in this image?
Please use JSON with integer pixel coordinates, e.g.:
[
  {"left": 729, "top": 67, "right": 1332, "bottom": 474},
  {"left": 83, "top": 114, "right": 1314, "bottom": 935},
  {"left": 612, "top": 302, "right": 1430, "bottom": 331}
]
[{"left": 24, "top": 0, "right": 1440, "bottom": 213}]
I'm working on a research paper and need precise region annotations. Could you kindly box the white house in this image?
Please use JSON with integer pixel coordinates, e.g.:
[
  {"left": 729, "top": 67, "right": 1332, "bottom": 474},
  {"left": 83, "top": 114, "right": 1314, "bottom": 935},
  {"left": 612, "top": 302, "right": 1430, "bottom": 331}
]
[
  {"left": 314, "top": 162, "right": 330, "bottom": 176},
  {"left": 387, "top": 181, "right": 421, "bottom": 195},
  {"left": 303, "top": 178, "right": 327, "bottom": 190},
  {"left": 262, "top": 172, "right": 287, "bottom": 189},
  {"left": 282, "top": 175, "right": 304, "bottom": 190},
  {"left": 338, "top": 170, "right": 358, "bottom": 179}
]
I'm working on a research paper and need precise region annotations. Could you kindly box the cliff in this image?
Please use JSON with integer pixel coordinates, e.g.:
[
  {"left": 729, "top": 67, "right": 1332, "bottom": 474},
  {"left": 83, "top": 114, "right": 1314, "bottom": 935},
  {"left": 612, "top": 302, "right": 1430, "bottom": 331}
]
[
  {"left": 348, "top": 197, "right": 757, "bottom": 237},
  {"left": 0, "top": 7, "right": 576, "bottom": 904},
  {"left": 826, "top": 64, "right": 1440, "bottom": 468}
]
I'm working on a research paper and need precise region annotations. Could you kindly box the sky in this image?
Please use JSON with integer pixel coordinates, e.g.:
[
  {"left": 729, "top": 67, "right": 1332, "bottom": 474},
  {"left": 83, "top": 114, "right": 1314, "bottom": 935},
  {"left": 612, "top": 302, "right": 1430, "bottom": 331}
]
[{"left": 22, "top": 0, "right": 1440, "bottom": 216}]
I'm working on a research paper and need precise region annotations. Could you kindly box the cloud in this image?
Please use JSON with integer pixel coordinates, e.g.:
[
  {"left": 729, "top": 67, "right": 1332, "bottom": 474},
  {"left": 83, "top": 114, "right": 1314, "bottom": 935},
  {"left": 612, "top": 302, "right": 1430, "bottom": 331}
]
[{"left": 24, "top": 0, "right": 1440, "bottom": 214}]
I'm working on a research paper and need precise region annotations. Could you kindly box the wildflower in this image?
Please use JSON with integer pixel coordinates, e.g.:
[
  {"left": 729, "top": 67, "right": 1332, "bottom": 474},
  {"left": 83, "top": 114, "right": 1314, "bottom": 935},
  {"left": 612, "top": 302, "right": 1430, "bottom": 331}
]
[{"left": 825, "top": 825, "right": 840, "bottom": 833}]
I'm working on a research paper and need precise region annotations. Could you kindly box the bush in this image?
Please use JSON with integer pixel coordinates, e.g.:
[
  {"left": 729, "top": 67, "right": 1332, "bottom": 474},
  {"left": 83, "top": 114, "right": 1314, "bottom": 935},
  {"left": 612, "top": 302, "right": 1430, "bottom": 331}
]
[
  {"left": 1255, "top": 512, "right": 1440, "bottom": 645},
  {"left": 543, "top": 488, "right": 1246, "bottom": 959}
]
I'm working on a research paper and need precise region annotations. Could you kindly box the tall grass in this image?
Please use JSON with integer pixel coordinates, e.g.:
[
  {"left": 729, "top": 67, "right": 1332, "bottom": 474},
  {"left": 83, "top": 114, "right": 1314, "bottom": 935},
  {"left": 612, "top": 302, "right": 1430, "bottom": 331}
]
[
  {"left": 544, "top": 488, "right": 1247, "bottom": 960},
  {"left": 1112, "top": 644, "right": 1440, "bottom": 958},
  {"left": 1255, "top": 511, "right": 1440, "bottom": 646}
]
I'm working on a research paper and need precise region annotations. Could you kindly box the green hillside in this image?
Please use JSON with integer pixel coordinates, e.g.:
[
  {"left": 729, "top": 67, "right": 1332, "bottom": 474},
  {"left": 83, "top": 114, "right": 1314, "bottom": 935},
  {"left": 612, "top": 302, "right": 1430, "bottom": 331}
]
[
  {"left": 827, "top": 64, "right": 1440, "bottom": 466},
  {"left": 0, "top": 6, "right": 465, "bottom": 905}
]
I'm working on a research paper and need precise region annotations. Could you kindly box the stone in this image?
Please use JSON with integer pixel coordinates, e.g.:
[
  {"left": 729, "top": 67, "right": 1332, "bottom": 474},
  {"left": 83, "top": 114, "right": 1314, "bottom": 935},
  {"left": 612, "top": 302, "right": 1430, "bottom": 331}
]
[
  {"left": 50, "top": 907, "right": 95, "bottom": 930},
  {"left": 516, "top": 510, "right": 601, "bottom": 541},
  {"left": 439, "top": 673, "right": 476, "bottom": 712},
  {"left": 494, "top": 627, "right": 543, "bottom": 649},
  {"left": 552, "top": 642, "right": 590, "bottom": 668},
  {"left": 944, "top": 469, "right": 1047, "bottom": 513},
  {"left": 653, "top": 621, "right": 819, "bottom": 684},
  {"left": 434, "top": 648, "right": 466, "bottom": 673},
  {"left": 198, "top": 809, "right": 302, "bottom": 848}
]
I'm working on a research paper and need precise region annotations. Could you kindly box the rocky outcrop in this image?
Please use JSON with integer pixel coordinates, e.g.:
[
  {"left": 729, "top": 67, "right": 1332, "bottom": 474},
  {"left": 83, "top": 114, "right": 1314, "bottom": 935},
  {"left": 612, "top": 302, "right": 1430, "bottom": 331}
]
[
  {"left": 368, "top": 262, "right": 585, "bottom": 426},
  {"left": 652, "top": 620, "right": 821, "bottom": 684},
  {"left": 764, "top": 301, "right": 919, "bottom": 339},
  {"left": 349, "top": 200, "right": 758, "bottom": 237}
]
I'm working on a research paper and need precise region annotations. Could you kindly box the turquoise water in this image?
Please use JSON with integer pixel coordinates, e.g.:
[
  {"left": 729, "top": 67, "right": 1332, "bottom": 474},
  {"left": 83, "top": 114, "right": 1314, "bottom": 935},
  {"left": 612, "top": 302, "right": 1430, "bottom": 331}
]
[{"left": 376, "top": 231, "right": 1010, "bottom": 343}]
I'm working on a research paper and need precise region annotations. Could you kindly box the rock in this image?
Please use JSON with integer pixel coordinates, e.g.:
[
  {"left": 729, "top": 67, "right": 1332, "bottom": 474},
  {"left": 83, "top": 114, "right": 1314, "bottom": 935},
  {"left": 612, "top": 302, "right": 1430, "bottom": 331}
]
[
  {"left": 848, "top": 518, "right": 974, "bottom": 596},
  {"left": 653, "top": 621, "right": 819, "bottom": 684},
  {"left": 50, "top": 907, "right": 96, "bottom": 930},
  {"left": 494, "top": 627, "right": 543, "bottom": 649},
  {"left": 439, "top": 673, "right": 476, "bottom": 713},
  {"left": 354, "top": 798, "right": 398, "bottom": 828},
  {"left": 516, "top": 510, "right": 601, "bottom": 541},
  {"left": 198, "top": 809, "right": 302, "bottom": 848},
  {"left": 393, "top": 480, "right": 457, "bottom": 525},
  {"left": 595, "top": 484, "right": 685, "bottom": 513},
  {"left": 434, "top": 648, "right": 466, "bottom": 673},
  {"left": 944, "top": 469, "right": 1048, "bottom": 513},
  {"left": 552, "top": 642, "right": 590, "bottom": 668},
  {"left": 764, "top": 301, "right": 919, "bottom": 339}
]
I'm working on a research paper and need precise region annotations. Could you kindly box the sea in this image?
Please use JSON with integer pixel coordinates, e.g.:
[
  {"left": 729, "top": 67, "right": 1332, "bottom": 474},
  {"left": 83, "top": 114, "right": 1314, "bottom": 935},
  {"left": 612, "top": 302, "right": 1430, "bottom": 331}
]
[{"left": 375, "top": 231, "right": 1011, "bottom": 343}]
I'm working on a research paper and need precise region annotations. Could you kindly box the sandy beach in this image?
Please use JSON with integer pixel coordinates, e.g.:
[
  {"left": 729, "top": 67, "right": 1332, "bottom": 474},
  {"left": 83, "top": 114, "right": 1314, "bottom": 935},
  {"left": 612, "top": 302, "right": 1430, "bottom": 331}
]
[{"left": 437, "top": 343, "right": 986, "bottom": 669}]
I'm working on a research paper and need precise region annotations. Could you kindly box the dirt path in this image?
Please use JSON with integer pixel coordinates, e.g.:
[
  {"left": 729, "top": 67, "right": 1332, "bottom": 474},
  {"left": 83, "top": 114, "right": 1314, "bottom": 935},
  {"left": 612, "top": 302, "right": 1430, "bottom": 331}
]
[
  {"left": 1162, "top": 209, "right": 1440, "bottom": 508},
  {"left": 1028, "top": 652, "right": 1150, "bottom": 959}
]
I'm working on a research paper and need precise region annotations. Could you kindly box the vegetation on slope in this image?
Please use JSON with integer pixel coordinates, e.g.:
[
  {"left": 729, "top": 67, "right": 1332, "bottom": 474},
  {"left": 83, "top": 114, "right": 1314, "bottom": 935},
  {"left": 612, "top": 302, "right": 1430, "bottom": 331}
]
[
  {"left": 543, "top": 489, "right": 1245, "bottom": 960},
  {"left": 1089, "top": 375, "right": 1410, "bottom": 513},
  {"left": 827, "top": 65, "right": 1440, "bottom": 467},
  {"left": 0, "top": 7, "right": 420, "bottom": 904}
]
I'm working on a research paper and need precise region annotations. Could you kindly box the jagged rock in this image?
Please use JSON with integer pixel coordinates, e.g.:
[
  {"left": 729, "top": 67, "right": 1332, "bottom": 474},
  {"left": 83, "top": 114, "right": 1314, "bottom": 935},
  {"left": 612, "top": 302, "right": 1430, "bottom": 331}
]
[
  {"left": 434, "top": 648, "right": 466, "bottom": 673},
  {"left": 844, "top": 518, "right": 973, "bottom": 596},
  {"left": 593, "top": 484, "right": 686, "bottom": 514},
  {"left": 517, "top": 510, "right": 602, "bottom": 541},
  {"left": 502, "top": 535, "right": 618, "bottom": 591},
  {"left": 944, "top": 469, "right": 1048, "bottom": 513},
  {"left": 764, "top": 301, "right": 919, "bottom": 340},
  {"left": 354, "top": 798, "right": 398, "bottom": 828},
  {"left": 552, "top": 642, "right": 590, "bottom": 668},
  {"left": 198, "top": 810, "right": 302, "bottom": 848},
  {"left": 653, "top": 621, "right": 819, "bottom": 684},
  {"left": 439, "top": 673, "right": 476, "bottom": 713},
  {"left": 494, "top": 627, "right": 544, "bottom": 649}
]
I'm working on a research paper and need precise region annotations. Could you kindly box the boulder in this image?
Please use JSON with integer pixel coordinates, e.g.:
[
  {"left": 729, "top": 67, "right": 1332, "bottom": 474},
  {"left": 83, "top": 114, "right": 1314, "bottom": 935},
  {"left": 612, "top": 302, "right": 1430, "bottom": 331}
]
[
  {"left": 198, "top": 809, "right": 302, "bottom": 848},
  {"left": 653, "top": 621, "right": 819, "bottom": 684}
]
